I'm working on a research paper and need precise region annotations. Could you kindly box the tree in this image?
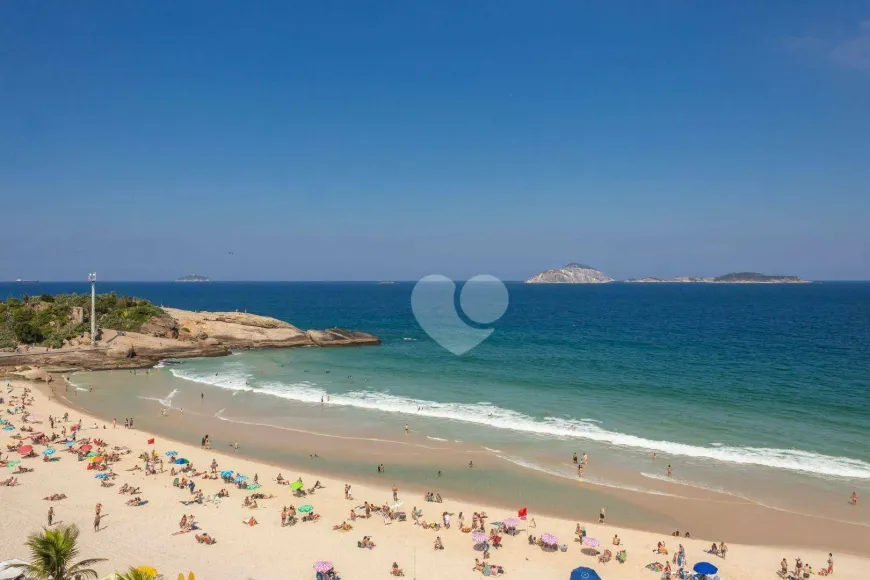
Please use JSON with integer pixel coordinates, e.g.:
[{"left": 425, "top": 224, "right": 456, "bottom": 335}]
[
  {"left": 11, "top": 524, "right": 106, "bottom": 580},
  {"left": 114, "top": 567, "right": 156, "bottom": 580},
  {"left": 13, "top": 321, "right": 43, "bottom": 344}
]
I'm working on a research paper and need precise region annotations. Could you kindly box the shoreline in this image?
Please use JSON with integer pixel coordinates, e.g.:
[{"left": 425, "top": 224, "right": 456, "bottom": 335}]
[
  {"left": 55, "top": 367, "right": 870, "bottom": 556},
  {"left": 2, "top": 378, "right": 866, "bottom": 580}
]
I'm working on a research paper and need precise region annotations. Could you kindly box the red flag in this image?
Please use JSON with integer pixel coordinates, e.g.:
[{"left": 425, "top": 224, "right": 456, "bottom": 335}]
[
  {"left": 518, "top": 507, "right": 527, "bottom": 519},
  {"left": 147, "top": 438, "right": 155, "bottom": 445}
]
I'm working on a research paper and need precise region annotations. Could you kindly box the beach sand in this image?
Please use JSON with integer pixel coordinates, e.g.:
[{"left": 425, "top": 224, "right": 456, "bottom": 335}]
[{"left": 1, "top": 379, "right": 864, "bottom": 580}]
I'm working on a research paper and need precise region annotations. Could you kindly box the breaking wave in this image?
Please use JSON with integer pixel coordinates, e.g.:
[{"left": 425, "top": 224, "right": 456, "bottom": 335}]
[{"left": 169, "top": 368, "right": 870, "bottom": 480}]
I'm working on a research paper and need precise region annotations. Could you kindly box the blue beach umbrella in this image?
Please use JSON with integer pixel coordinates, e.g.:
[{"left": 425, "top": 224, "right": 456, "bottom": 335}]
[
  {"left": 42, "top": 448, "right": 55, "bottom": 455},
  {"left": 220, "top": 470, "right": 233, "bottom": 478},
  {"left": 570, "top": 566, "right": 601, "bottom": 580},
  {"left": 65, "top": 441, "right": 76, "bottom": 447},
  {"left": 3, "top": 426, "right": 14, "bottom": 431},
  {"left": 95, "top": 473, "right": 110, "bottom": 480},
  {"left": 693, "top": 562, "right": 718, "bottom": 575},
  {"left": 235, "top": 474, "right": 248, "bottom": 482},
  {"left": 175, "top": 457, "right": 189, "bottom": 464},
  {"left": 165, "top": 450, "right": 178, "bottom": 457}
]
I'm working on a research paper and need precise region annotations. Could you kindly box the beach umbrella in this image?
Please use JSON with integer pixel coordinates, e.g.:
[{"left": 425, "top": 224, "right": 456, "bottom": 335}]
[
  {"left": 175, "top": 458, "right": 189, "bottom": 465},
  {"left": 541, "top": 533, "right": 558, "bottom": 545},
  {"left": 312, "top": 561, "right": 333, "bottom": 573},
  {"left": 569, "top": 567, "right": 602, "bottom": 580},
  {"left": 298, "top": 504, "right": 314, "bottom": 513},
  {"left": 289, "top": 480, "right": 304, "bottom": 490},
  {"left": 90, "top": 456, "right": 104, "bottom": 463},
  {"left": 502, "top": 517, "right": 519, "bottom": 527},
  {"left": 17, "top": 445, "right": 32, "bottom": 455},
  {"left": 95, "top": 473, "right": 110, "bottom": 480},
  {"left": 7, "top": 460, "right": 20, "bottom": 468},
  {"left": 86, "top": 451, "right": 97, "bottom": 457},
  {"left": 220, "top": 470, "right": 233, "bottom": 478},
  {"left": 134, "top": 566, "right": 157, "bottom": 577},
  {"left": 65, "top": 441, "right": 76, "bottom": 447},
  {"left": 471, "top": 532, "right": 488, "bottom": 544},
  {"left": 582, "top": 536, "right": 600, "bottom": 548},
  {"left": 246, "top": 484, "right": 261, "bottom": 491},
  {"left": 693, "top": 562, "right": 718, "bottom": 575},
  {"left": 3, "top": 426, "right": 15, "bottom": 431},
  {"left": 234, "top": 474, "right": 248, "bottom": 482},
  {"left": 42, "top": 448, "right": 55, "bottom": 456},
  {"left": 80, "top": 444, "right": 93, "bottom": 453},
  {"left": 165, "top": 451, "right": 178, "bottom": 457}
]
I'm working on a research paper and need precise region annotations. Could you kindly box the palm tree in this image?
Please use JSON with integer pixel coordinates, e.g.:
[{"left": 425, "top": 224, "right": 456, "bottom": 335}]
[
  {"left": 11, "top": 524, "right": 105, "bottom": 580},
  {"left": 113, "top": 567, "right": 155, "bottom": 580}
]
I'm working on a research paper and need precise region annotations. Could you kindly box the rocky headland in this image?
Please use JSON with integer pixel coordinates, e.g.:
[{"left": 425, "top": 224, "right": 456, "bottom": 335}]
[
  {"left": 625, "top": 272, "right": 809, "bottom": 283},
  {"left": 0, "top": 306, "right": 380, "bottom": 378}
]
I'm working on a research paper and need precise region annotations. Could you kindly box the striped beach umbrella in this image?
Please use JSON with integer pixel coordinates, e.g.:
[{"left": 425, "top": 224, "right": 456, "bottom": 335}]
[
  {"left": 313, "top": 561, "right": 333, "bottom": 573},
  {"left": 582, "top": 536, "right": 600, "bottom": 548},
  {"left": 541, "top": 533, "right": 558, "bottom": 545},
  {"left": 502, "top": 517, "right": 519, "bottom": 527},
  {"left": 472, "top": 532, "right": 488, "bottom": 544},
  {"left": 298, "top": 504, "right": 314, "bottom": 513}
]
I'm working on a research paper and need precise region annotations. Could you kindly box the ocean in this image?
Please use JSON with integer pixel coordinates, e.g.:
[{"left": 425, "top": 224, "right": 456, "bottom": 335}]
[{"left": 6, "top": 280, "right": 870, "bottom": 534}]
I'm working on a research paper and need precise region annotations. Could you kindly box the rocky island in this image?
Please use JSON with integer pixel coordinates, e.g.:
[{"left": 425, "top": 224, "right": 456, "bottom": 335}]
[
  {"left": 0, "top": 293, "right": 380, "bottom": 377},
  {"left": 625, "top": 272, "right": 809, "bottom": 283},
  {"left": 525, "top": 263, "right": 614, "bottom": 284}
]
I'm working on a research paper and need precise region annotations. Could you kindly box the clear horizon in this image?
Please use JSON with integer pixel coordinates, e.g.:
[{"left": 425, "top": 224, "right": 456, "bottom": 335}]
[{"left": 2, "top": 2, "right": 868, "bottom": 282}]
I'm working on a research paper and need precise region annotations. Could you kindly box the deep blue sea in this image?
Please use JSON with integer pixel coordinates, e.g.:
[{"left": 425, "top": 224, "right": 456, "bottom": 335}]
[{"left": 5, "top": 281, "right": 870, "bottom": 518}]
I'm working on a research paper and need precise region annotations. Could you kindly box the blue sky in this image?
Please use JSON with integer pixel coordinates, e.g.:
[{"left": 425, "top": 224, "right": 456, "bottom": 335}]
[{"left": 1, "top": 1, "right": 868, "bottom": 281}]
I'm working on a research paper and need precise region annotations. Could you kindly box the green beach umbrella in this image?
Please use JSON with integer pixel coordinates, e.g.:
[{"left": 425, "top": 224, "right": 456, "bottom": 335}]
[
  {"left": 290, "top": 481, "right": 304, "bottom": 490},
  {"left": 298, "top": 504, "right": 313, "bottom": 513},
  {"left": 246, "top": 483, "right": 261, "bottom": 491},
  {"left": 87, "top": 451, "right": 98, "bottom": 457}
]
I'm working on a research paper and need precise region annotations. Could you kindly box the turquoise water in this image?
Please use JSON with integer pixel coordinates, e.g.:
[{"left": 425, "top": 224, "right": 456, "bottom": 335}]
[{"left": 9, "top": 281, "right": 870, "bottom": 521}]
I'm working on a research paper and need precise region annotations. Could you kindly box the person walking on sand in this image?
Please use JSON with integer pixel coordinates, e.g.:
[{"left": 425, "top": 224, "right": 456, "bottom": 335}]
[
  {"left": 392, "top": 485, "right": 399, "bottom": 501},
  {"left": 47, "top": 506, "right": 54, "bottom": 526},
  {"left": 852, "top": 492, "right": 858, "bottom": 505},
  {"left": 404, "top": 424, "right": 409, "bottom": 434},
  {"left": 93, "top": 512, "right": 101, "bottom": 532}
]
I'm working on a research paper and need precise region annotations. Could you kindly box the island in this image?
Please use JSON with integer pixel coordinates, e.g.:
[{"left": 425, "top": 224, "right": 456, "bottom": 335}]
[
  {"left": 625, "top": 272, "right": 809, "bottom": 283},
  {"left": 175, "top": 274, "right": 211, "bottom": 282},
  {"left": 0, "top": 293, "right": 380, "bottom": 376},
  {"left": 525, "top": 263, "right": 614, "bottom": 284}
]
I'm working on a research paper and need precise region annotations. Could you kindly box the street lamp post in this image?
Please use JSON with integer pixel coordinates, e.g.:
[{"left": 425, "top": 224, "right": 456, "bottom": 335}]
[{"left": 88, "top": 273, "right": 96, "bottom": 346}]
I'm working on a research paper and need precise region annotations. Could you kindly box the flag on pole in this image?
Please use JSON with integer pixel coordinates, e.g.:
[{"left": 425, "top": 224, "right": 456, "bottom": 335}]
[
  {"left": 147, "top": 438, "right": 155, "bottom": 445},
  {"left": 518, "top": 507, "right": 527, "bottom": 519}
]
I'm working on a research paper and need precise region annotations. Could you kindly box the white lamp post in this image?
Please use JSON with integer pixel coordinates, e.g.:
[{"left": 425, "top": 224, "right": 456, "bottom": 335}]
[{"left": 88, "top": 273, "right": 96, "bottom": 346}]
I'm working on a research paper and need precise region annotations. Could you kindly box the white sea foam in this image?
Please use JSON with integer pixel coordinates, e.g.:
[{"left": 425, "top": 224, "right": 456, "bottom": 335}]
[
  {"left": 427, "top": 436, "right": 448, "bottom": 442},
  {"left": 484, "top": 447, "right": 503, "bottom": 454},
  {"left": 168, "top": 368, "right": 870, "bottom": 480}
]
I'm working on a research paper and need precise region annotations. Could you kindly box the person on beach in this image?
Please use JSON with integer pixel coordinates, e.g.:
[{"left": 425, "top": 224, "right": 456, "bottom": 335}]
[
  {"left": 392, "top": 485, "right": 398, "bottom": 501},
  {"left": 827, "top": 553, "right": 834, "bottom": 575},
  {"left": 93, "top": 512, "right": 100, "bottom": 532},
  {"left": 599, "top": 507, "right": 606, "bottom": 523},
  {"left": 781, "top": 558, "right": 789, "bottom": 576},
  {"left": 582, "top": 452, "right": 588, "bottom": 466},
  {"left": 852, "top": 492, "right": 858, "bottom": 505},
  {"left": 468, "top": 461, "right": 474, "bottom": 468},
  {"left": 720, "top": 541, "right": 728, "bottom": 558},
  {"left": 404, "top": 424, "right": 409, "bottom": 434},
  {"left": 667, "top": 465, "right": 673, "bottom": 478},
  {"left": 47, "top": 506, "right": 54, "bottom": 526},
  {"left": 573, "top": 452, "right": 578, "bottom": 464},
  {"left": 124, "top": 418, "right": 128, "bottom": 429}
]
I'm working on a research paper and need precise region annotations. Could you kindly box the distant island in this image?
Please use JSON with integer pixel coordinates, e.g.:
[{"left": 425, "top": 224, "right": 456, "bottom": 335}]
[
  {"left": 626, "top": 272, "right": 809, "bottom": 284},
  {"left": 525, "top": 263, "right": 614, "bottom": 284},
  {"left": 175, "top": 274, "right": 211, "bottom": 283}
]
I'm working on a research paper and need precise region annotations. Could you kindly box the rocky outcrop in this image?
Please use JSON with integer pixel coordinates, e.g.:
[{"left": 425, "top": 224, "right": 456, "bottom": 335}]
[
  {"left": 525, "top": 263, "right": 614, "bottom": 284},
  {"left": 0, "top": 307, "right": 380, "bottom": 374}
]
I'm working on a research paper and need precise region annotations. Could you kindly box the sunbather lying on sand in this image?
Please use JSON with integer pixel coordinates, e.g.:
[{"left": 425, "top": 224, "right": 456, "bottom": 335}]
[
  {"left": 391, "top": 562, "right": 405, "bottom": 577},
  {"left": 358, "top": 536, "right": 376, "bottom": 549},
  {"left": 333, "top": 522, "right": 353, "bottom": 531},
  {"left": 126, "top": 496, "right": 144, "bottom": 506},
  {"left": 244, "top": 517, "right": 258, "bottom": 526},
  {"left": 43, "top": 493, "right": 67, "bottom": 501},
  {"left": 195, "top": 533, "right": 216, "bottom": 545},
  {"left": 1, "top": 477, "right": 19, "bottom": 486}
]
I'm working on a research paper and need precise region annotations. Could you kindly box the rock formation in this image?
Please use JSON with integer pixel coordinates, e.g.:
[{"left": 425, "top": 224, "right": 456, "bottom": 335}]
[
  {"left": 525, "top": 263, "right": 614, "bottom": 284},
  {"left": 0, "top": 307, "right": 380, "bottom": 374}
]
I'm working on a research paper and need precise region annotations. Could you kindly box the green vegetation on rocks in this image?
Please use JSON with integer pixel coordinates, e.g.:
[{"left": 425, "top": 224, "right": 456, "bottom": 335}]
[{"left": 0, "top": 292, "right": 164, "bottom": 348}]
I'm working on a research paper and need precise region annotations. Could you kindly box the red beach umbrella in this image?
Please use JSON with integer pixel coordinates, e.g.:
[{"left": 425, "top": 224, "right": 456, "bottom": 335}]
[
  {"left": 80, "top": 444, "right": 93, "bottom": 453},
  {"left": 18, "top": 445, "right": 33, "bottom": 455}
]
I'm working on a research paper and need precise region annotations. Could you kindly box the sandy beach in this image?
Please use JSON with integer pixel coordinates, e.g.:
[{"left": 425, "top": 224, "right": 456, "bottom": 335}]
[{"left": 0, "top": 379, "right": 863, "bottom": 580}]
